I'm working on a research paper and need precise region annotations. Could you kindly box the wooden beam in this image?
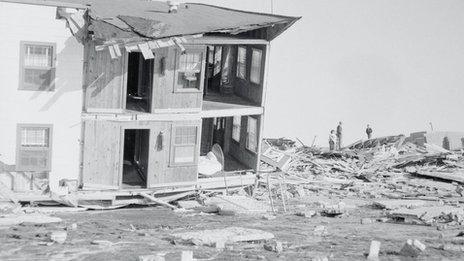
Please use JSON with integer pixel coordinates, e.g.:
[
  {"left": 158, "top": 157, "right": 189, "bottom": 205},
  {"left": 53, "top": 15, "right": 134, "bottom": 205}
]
[
  {"left": 188, "top": 36, "right": 268, "bottom": 45},
  {"left": 201, "top": 104, "right": 264, "bottom": 118},
  {"left": 138, "top": 192, "right": 178, "bottom": 209}
]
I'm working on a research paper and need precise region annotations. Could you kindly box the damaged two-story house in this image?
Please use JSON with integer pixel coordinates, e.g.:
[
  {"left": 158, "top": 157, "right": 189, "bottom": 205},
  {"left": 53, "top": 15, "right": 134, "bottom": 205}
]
[{"left": 0, "top": 0, "right": 299, "bottom": 203}]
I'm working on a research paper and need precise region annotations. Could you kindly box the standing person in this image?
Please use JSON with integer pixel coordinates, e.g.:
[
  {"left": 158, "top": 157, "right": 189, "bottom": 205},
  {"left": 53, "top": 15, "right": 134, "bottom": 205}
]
[
  {"left": 336, "top": 122, "right": 343, "bottom": 150},
  {"left": 329, "top": 130, "right": 337, "bottom": 151},
  {"left": 366, "top": 124, "right": 373, "bottom": 139}
]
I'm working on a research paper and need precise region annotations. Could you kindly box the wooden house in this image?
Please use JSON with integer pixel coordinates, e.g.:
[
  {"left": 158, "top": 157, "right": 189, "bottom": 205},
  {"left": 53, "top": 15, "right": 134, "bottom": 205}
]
[{"left": 0, "top": 0, "right": 299, "bottom": 202}]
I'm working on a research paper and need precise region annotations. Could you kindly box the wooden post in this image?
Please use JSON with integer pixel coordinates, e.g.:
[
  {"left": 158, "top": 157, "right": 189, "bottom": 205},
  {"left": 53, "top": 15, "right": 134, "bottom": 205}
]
[
  {"left": 266, "top": 173, "right": 275, "bottom": 213},
  {"left": 279, "top": 177, "right": 287, "bottom": 213}
]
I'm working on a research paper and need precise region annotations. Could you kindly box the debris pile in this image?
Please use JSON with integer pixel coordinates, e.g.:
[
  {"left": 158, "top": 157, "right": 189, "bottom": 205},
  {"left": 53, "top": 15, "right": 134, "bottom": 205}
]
[{"left": 259, "top": 136, "right": 464, "bottom": 224}]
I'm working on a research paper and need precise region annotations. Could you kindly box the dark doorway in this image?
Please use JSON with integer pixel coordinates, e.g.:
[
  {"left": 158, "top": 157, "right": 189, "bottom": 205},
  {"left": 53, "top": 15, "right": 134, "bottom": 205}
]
[
  {"left": 204, "top": 46, "right": 222, "bottom": 96},
  {"left": 200, "top": 117, "right": 226, "bottom": 155},
  {"left": 126, "top": 52, "right": 153, "bottom": 112},
  {"left": 122, "top": 129, "right": 150, "bottom": 188}
]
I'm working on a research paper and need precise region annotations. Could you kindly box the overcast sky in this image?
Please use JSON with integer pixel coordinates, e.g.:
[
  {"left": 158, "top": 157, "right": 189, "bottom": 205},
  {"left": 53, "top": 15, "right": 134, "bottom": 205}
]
[{"left": 196, "top": 0, "right": 464, "bottom": 146}]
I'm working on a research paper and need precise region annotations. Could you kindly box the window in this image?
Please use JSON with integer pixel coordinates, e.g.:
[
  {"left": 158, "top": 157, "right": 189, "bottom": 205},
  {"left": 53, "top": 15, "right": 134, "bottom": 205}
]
[
  {"left": 236, "top": 46, "right": 247, "bottom": 80},
  {"left": 16, "top": 124, "right": 53, "bottom": 171},
  {"left": 19, "top": 42, "right": 56, "bottom": 91},
  {"left": 250, "top": 48, "right": 263, "bottom": 84},
  {"left": 171, "top": 125, "right": 198, "bottom": 165},
  {"left": 175, "top": 48, "right": 204, "bottom": 91},
  {"left": 232, "top": 116, "right": 241, "bottom": 142},
  {"left": 246, "top": 117, "right": 258, "bottom": 152},
  {"left": 213, "top": 46, "right": 222, "bottom": 76}
]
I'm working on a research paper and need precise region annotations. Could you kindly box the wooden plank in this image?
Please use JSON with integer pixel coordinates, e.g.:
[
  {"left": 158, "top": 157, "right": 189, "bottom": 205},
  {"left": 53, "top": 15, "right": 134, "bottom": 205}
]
[
  {"left": 113, "top": 44, "right": 122, "bottom": 57},
  {"left": 108, "top": 45, "right": 117, "bottom": 59},
  {"left": 139, "top": 192, "right": 178, "bottom": 209},
  {"left": 415, "top": 170, "right": 464, "bottom": 184},
  {"left": 138, "top": 43, "right": 155, "bottom": 59}
]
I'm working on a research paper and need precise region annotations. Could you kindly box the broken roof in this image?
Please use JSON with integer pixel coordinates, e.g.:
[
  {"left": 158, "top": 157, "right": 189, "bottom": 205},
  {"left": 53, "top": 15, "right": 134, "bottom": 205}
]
[{"left": 5, "top": 0, "right": 300, "bottom": 43}]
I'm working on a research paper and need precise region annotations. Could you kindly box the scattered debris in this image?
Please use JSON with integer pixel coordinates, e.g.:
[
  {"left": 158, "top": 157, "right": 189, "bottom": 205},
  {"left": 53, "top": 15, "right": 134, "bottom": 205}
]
[
  {"left": 263, "top": 240, "right": 284, "bottom": 253},
  {"left": 360, "top": 218, "right": 374, "bottom": 224},
  {"left": 388, "top": 206, "right": 464, "bottom": 225},
  {"left": 177, "top": 200, "right": 202, "bottom": 210},
  {"left": 171, "top": 227, "right": 275, "bottom": 247},
  {"left": 313, "top": 225, "right": 328, "bottom": 237},
  {"left": 91, "top": 240, "right": 114, "bottom": 247},
  {"left": 204, "top": 196, "right": 271, "bottom": 215},
  {"left": 50, "top": 231, "right": 67, "bottom": 244},
  {"left": 399, "top": 239, "right": 426, "bottom": 257},
  {"left": 296, "top": 210, "right": 317, "bottom": 218},
  {"left": 262, "top": 214, "right": 277, "bottom": 220},
  {"left": 0, "top": 213, "right": 62, "bottom": 228}
]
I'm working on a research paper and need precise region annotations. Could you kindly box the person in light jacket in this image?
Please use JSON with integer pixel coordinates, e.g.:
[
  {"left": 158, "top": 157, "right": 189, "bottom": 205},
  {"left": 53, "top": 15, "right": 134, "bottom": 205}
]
[{"left": 329, "top": 130, "right": 337, "bottom": 151}]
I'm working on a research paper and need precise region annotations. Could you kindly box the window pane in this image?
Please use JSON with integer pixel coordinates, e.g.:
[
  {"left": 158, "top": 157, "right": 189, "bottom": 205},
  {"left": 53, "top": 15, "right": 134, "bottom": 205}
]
[
  {"left": 250, "top": 49, "right": 262, "bottom": 84},
  {"left": 24, "top": 45, "right": 53, "bottom": 67},
  {"left": 21, "top": 127, "right": 49, "bottom": 147},
  {"left": 237, "top": 47, "right": 247, "bottom": 79},
  {"left": 174, "top": 126, "right": 197, "bottom": 145},
  {"left": 174, "top": 146, "right": 195, "bottom": 163},
  {"left": 178, "top": 52, "right": 202, "bottom": 89},
  {"left": 247, "top": 117, "right": 258, "bottom": 152},
  {"left": 213, "top": 46, "right": 222, "bottom": 76},
  {"left": 232, "top": 116, "right": 241, "bottom": 142},
  {"left": 20, "top": 150, "right": 48, "bottom": 168},
  {"left": 24, "top": 68, "right": 52, "bottom": 89},
  {"left": 247, "top": 117, "right": 257, "bottom": 134}
]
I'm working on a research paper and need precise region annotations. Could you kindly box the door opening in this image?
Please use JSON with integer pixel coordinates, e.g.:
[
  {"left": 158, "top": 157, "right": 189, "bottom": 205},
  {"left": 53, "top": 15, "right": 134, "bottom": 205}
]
[
  {"left": 126, "top": 52, "right": 153, "bottom": 112},
  {"left": 122, "top": 129, "right": 150, "bottom": 188}
]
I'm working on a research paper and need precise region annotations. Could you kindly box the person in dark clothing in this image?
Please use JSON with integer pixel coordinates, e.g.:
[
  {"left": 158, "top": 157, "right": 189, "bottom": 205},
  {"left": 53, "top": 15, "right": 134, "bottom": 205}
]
[
  {"left": 366, "top": 124, "right": 373, "bottom": 139},
  {"left": 336, "top": 122, "right": 342, "bottom": 150}
]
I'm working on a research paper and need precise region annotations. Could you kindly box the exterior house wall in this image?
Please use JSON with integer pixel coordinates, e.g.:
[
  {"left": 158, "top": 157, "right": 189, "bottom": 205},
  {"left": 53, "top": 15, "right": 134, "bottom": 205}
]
[
  {"left": 152, "top": 46, "right": 205, "bottom": 113},
  {"left": 0, "top": 2, "right": 84, "bottom": 190},
  {"left": 81, "top": 119, "right": 200, "bottom": 189},
  {"left": 84, "top": 41, "right": 127, "bottom": 112}
]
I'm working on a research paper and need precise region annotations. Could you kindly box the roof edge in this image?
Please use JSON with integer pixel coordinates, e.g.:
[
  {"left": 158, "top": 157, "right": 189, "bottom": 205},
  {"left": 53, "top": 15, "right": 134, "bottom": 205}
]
[
  {"left": 187, "top": 2, "right": 301, "bottom": 21},
  {"left": 0, "top": 0, "right": 88, "bottom": 9}
]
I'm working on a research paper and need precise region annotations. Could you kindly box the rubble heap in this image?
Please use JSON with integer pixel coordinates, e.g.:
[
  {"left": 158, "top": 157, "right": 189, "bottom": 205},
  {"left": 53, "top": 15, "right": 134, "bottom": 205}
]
[{"left": 259, "top": 136, "right": 464, "bottom": 224}]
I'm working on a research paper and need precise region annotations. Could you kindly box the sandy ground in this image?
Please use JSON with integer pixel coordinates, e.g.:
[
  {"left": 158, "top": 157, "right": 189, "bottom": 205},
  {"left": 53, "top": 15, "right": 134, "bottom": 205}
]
[{"left": 1, "top": 196, "right": 464, "bottom": 261}]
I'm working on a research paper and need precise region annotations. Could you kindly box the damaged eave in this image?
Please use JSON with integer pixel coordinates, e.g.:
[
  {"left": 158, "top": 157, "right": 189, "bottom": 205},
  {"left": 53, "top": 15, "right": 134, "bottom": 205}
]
[{"left": 0, "top": 0, "right": 88, "bottom": 9}]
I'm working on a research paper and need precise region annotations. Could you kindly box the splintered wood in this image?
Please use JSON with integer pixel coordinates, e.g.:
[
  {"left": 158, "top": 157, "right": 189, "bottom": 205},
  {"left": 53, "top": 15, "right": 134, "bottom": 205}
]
[{"left": 259, "top": 137, "right": 464, "bottom": 223}]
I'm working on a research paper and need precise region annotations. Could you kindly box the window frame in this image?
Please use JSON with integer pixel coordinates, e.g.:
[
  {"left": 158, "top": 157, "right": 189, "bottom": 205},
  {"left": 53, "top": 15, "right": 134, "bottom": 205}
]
[
  {"left": 173, "top": 46, "right": 206, "bottom": 93},
  {"left": 236, "top": 46, "right": 247, "bottom": 80},
  {"left": 15, "top": 124, "right": 53, "bottom": 172},
  {"left": 18, "top": 41, "right": 57, "bottom": 91},
  {"left": 246, "top": 116, "right": 259, "bottom": 153},
  {"left": 169, "top": 124, "right": 199, "bottom": 166},
  {"left": 250, "top": 48, "right": 263, "bottom": 85},
  {"left": 232, "top": 116, "right": 242, "bottom": 143}
]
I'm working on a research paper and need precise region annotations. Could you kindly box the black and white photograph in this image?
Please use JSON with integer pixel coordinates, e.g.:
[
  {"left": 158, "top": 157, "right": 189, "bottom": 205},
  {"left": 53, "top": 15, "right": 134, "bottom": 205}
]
[{"left": 0, "top": 0, "right": 464, "bottom": 260}]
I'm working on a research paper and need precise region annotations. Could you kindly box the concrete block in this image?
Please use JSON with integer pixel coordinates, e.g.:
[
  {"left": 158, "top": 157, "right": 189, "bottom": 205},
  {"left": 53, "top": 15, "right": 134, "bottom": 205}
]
[
  {"left": 50, "top": 231, "right": 67, "bottom": 244},
  {"left": 367, "top": 240, "right": 381, "bottom": 260},
  {"left": 181, "top": 251, "right": 193, "bottom": 261}
]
